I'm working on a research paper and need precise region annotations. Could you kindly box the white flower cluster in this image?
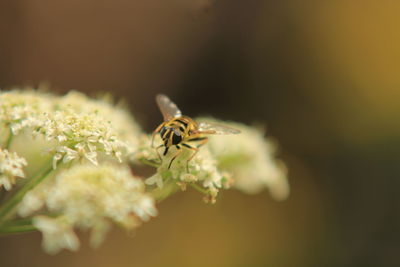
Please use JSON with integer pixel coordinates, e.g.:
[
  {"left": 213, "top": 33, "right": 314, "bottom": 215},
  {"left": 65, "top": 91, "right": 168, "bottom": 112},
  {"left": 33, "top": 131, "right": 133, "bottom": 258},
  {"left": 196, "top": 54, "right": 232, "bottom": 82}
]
[
  {"left": 0, "top": 89, "right": 142, "bottom": 169},
  {"left": 0, "top": 148, "right": 27, "bottom": 190},
  {"left": 30, "top": 163, "right": 157, "bottom": 254},
  {"left": 44, "top": 108, "right": 127, "bottom": 168},
  {"left": 58, "top": 91, "right": 142, "bottom": 157}
]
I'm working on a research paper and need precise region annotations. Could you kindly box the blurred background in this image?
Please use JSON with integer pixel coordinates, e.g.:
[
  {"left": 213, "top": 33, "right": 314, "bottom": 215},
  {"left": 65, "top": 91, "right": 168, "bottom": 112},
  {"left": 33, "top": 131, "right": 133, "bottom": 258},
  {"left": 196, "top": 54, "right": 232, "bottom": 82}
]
[{"left": 1, "top": 0, "right": 400, "bottom": 266}]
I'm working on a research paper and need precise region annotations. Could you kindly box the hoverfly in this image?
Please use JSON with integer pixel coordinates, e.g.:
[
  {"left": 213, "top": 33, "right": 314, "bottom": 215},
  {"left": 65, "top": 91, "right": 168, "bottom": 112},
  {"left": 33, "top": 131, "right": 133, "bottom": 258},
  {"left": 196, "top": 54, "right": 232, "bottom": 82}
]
[{"left": 152, "top": 94, "right": 240, "bottom": 171}]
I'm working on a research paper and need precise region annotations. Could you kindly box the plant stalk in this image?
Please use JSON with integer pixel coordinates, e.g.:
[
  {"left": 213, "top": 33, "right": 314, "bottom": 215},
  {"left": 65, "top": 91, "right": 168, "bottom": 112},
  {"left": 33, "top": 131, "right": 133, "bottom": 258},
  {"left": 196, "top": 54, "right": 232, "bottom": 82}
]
[
  {"left": 0, "top": 163, "right": 54, "bottom": 225},
  {"left": 190, "top": 183, "right": 209, "bottom": 195},
  {"left": 0, "top": 224, "right": 36, "bottom": 234},
  {"left": 0, "top": 217, "right": 36, "bottom": 235},
  {"left": 5, "top": 129, "right": 13, "bottom": 149}
]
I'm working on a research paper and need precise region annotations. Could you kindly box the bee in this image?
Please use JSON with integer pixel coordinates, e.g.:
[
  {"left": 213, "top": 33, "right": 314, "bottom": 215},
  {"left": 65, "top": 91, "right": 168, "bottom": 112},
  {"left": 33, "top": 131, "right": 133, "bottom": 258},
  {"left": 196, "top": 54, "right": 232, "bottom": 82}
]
[{"left": 152, "top": 94, "right": 241, "bottom": 171}]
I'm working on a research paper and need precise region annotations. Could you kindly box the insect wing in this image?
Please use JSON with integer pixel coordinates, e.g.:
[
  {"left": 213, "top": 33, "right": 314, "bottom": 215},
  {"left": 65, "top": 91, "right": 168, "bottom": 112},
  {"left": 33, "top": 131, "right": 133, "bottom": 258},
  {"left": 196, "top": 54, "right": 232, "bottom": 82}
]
[
  {"left": 156, "top": 94, "right": 182, "bottom": 121},
  {"left": 197, "top": 121, "right": 241, "bottom": 135}
]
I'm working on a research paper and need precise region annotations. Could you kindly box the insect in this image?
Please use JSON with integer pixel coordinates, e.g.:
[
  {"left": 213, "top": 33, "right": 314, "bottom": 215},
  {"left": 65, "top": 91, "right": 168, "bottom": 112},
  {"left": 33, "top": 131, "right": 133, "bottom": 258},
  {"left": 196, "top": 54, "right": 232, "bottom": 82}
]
[{"left": 152, "top": 94, "right": 241, "bottom": 171}]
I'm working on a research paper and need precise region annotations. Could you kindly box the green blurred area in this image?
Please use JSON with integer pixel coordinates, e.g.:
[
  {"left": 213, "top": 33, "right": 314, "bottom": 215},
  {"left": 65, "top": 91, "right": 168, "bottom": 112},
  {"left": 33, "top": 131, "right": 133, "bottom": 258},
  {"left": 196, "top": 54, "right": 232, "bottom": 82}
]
[{"left": 1, "top": 1, "right": 399, "bottom": 266}]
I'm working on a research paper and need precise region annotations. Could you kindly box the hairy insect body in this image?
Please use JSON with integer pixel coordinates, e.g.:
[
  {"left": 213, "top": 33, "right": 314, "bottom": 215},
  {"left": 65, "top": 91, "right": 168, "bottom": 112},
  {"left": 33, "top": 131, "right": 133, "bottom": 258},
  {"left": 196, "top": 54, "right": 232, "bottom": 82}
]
[
  {"left": 160, "top": 116, "right": 196, "bottom": 147},
  {"left": 153, "top": 94, "right": 239, "bottom": 171},
  {"left": 155, "top": 116, "right": 208, "bottom": 169}
]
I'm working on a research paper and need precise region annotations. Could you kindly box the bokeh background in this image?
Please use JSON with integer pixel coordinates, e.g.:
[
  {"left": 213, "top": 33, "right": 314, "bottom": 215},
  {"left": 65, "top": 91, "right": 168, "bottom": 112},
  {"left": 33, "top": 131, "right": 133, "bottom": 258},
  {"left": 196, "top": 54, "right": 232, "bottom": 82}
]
[{"left": 1, "top": 1, "right": 400, "bottom": 266}]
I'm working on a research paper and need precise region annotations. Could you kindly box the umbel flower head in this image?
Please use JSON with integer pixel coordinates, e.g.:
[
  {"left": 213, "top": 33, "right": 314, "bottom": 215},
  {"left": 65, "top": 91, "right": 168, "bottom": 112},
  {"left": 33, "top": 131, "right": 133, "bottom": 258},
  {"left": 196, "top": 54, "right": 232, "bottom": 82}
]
[
  {"left": 0, "top": 88, "right": 289, "bottom": 254},
  {"left": 0, "top": 89, "right": 143, "bottom": 172}
]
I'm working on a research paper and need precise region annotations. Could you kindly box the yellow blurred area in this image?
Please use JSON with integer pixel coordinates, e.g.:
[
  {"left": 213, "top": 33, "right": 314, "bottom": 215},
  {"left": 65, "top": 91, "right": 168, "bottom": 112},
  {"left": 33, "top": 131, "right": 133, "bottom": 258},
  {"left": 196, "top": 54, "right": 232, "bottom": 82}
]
[
  {"left": 249, "top": 1, "right": 400, "bottom": 146},
  {"left": 302, "top": 1, "right": 400, "bottom": 144},
  {"left": 1, "top": 1, "right": 399, "bottom": 266}
]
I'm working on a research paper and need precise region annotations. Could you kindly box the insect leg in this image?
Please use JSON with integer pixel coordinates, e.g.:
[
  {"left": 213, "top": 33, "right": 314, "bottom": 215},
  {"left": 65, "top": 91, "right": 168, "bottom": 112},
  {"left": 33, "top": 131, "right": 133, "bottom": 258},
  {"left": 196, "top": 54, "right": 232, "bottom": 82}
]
[
  {"left": 184, "top": 137, "right": 208, "bottom": 172},
  {"left": 181, "top": 144, "right": 198, "bottom": 172},
  {"left": 163, "top": 146, "right": 169, "bottom": 156},
  {"left": 152, "top": 123, "right": 165, "bottom": 148},
  {"left": 155, "top": 144, "right": 164, "bottom": 164},
  {"left": 187, "top": 136, "right": 209, "bottom": 148},
  {"left": 187, "top": 136, "right": 208, "bottom": 142},
  {"left": 168, "top": 145, "right": 182, "bottom": 169}
]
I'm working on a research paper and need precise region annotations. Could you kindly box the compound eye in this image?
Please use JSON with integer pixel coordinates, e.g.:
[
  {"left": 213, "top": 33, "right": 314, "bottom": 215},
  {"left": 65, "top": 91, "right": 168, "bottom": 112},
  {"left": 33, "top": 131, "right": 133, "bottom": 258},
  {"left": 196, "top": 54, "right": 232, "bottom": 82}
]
[{"left": 172, "top": 133, "right": 182, "bottom": 145}]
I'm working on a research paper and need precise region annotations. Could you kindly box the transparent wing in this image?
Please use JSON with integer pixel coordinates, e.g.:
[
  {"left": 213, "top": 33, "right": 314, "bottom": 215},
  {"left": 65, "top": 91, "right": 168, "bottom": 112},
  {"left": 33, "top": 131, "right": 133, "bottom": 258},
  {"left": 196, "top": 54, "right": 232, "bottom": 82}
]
[
  {"left": 156, "top": 94, "right": 182, "bottom": 121},
  {"left": 197, "top": 121, "right": 241, "bottom": 135}
]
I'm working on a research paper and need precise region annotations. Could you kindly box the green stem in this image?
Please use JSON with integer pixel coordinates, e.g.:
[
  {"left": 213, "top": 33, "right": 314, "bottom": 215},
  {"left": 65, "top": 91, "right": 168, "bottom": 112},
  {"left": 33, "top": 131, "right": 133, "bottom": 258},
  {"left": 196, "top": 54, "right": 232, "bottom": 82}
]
[
  {"left": 2, "top": 217, "right": 33, "bottom": 226},
  {"left": 190, "top": 183, "right": 209, "bottom": 195},
  {"left": 0, "top": 225, "right": 37, "bottom": 234},
  {"left": 0, "top": 224, "right": 36, "bottom": 235},
  {"left": 150, "top": 179, "right": 179, "bottom": 203},
  {"left": 0, "top": 163, "right": 54, "bottom": 225},
  {"left": 5, "top": 128, "right": 13, "bottom": 149},
  {"left": 0, "top": 217, "right": 36, "bottom": 234},
  {"left": 0, "top": 212, "right": 63, "bottom": 235},
  {"left": 138, "top": 158, "right": 160, "bottom": 168}
]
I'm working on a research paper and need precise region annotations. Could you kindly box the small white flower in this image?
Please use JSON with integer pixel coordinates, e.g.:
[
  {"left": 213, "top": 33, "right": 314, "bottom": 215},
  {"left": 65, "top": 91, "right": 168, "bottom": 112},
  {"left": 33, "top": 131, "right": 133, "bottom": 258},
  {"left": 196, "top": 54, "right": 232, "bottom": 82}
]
[
  {"left": 18, "top": 189, "right": 46, "bottom": 217},
  {"left": 89, "top": 219, "right": 111, "bottom": 249},
  {"left": 52, "top": 146, "right": 78, "bottom": 169},
  {"left": 145, "top": 173, "right": 164, "bottom": 188},
  {"left": 52, "top": 153, "right": 63, "bottom": 170},
  {"left": 33, "top": 216, "right": 80, "bottom": 255},
  {"left": 133, "top": 196, "right": 158, "bottom": 221},
  {"left": 0, "top": 148, "right": 27, "bottom": 190},
  {"left": 62, "top": 147, "right": 79, "bottom": 163},
  {"left": 74, "top": 143, "right": 98, "bottom": 165}
]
